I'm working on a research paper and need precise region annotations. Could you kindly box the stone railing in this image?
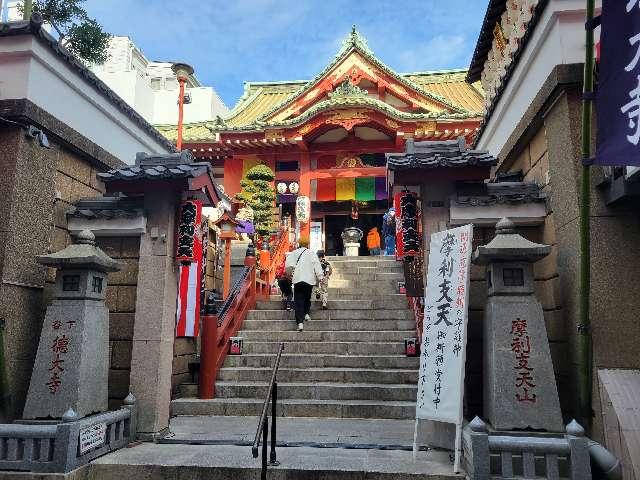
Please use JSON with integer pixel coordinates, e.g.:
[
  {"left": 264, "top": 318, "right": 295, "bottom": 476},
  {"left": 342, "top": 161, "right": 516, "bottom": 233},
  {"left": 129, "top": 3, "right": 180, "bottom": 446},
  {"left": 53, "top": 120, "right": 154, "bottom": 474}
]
[
  {"left": 0, "top": 393, "right": 137, "bottom": 473},
  {"left": 464, "top": 416, "right": 591, "bottom": 479}
]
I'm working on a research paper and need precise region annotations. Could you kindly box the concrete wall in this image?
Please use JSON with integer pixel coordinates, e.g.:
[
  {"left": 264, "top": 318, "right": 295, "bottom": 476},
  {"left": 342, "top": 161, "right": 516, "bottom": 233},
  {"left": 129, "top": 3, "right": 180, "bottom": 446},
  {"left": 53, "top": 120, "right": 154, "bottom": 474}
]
[{"left": 0, "top": 34, "right": 172, "bottom": 164}]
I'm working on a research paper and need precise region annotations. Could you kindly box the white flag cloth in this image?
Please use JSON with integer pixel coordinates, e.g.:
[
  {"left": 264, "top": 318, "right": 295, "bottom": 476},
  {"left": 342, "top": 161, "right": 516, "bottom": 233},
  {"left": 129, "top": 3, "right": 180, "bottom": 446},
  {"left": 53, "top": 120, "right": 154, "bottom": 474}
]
[{"left": 416, "top": 224, "right": 473, "bottom": 423}]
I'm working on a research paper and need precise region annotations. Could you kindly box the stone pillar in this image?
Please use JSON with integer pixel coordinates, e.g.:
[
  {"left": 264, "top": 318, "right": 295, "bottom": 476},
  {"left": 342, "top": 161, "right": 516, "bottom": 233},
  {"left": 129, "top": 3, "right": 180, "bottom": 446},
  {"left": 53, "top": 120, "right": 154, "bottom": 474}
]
[
  {"left": 129, "top": 191, "right": 179, "bottom": 439},
  {"left": 23, "top": 230, "right": 120, "bottom": 419},
  {"left": 474, "top": 218, "right": 563, "bottom": 432}
]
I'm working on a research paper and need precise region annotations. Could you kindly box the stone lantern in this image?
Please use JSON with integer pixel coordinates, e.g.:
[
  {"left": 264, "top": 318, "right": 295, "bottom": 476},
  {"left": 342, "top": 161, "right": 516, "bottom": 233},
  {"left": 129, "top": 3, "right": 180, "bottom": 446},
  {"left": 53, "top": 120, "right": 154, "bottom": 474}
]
[
  {"left": 23, "top": 230, "right": 120, "bottom": 419},
  {"left": 473, "top": 218, "right": 563, "bottom": 432}
]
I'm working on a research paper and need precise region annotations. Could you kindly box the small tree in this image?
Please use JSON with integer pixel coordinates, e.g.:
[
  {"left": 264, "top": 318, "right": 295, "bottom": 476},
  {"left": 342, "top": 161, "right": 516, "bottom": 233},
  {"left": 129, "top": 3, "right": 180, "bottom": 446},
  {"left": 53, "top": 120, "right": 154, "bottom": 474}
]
[
  {"left": 23, "top": 0, "right": 111, "bottom": 64},
  {"left": 236, "top": 165, "right": 276, "bottom": 237}
]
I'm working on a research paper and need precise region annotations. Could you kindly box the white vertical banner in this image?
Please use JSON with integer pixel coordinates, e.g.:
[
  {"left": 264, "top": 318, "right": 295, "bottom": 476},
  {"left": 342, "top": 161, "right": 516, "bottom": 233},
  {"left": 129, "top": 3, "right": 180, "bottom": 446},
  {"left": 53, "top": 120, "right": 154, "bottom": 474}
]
[{"left": 413, "top": 224, "right": 473, "bottom": 472}]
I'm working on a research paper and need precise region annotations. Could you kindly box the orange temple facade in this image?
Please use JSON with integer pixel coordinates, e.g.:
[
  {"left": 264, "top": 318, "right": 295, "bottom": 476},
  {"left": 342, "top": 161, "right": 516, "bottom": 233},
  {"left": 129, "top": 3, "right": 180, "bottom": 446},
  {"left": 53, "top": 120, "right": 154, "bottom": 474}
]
[{"left": 157, "top": 28, "right": 484, "bottom": 250}]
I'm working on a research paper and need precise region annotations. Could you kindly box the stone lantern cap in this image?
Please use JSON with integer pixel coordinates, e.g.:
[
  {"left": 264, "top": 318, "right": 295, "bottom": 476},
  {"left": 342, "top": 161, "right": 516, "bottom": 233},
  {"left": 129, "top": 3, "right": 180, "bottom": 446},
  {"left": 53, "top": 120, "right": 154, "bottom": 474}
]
[
  {"left": 473, "top": 217, "right": 550, "bottom": 265},
  {"left": 37, "top": 230, "right": 121, "bottom": 272}
]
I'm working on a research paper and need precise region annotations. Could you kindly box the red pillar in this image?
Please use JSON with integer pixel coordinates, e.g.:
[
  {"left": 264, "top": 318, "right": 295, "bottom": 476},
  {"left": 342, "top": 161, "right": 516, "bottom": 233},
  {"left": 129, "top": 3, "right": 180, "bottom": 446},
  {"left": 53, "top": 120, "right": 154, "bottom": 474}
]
[
  {"left": 299, "top": 152, "right": 311, "bottom": 242},
  {"left": 199, "top": 314, "right": 218, "bottom": 399},
  {"left": 176, "top": 78, "right": 186, "bottom": 151},
  {"left": 223, "top": 238, "right": 231, "bottom": 299}
]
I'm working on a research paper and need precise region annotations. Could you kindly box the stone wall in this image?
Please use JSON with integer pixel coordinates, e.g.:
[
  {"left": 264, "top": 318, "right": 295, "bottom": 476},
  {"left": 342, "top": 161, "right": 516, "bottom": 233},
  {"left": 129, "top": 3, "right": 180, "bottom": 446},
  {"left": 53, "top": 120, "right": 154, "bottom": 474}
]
[
  {"left": 494, "top": 127, "right": 571, "bottom": 413},
  {"left": 98, "top": 237, "right": 140, "bottom": 409}
]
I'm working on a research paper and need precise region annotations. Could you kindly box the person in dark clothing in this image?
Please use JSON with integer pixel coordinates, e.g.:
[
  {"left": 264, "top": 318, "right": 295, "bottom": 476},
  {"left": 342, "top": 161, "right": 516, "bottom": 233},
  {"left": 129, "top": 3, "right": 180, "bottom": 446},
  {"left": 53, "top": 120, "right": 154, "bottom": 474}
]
[{"left": 275, "top": 257, "right": 292, "bottom": 310}]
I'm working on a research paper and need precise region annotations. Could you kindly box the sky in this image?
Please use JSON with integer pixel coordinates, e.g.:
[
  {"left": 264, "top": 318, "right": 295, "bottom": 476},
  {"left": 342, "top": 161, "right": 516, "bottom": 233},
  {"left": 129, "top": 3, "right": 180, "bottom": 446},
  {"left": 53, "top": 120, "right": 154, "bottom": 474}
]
[{"left": 84, "top": 0, "right": 489, "bottom": 109}]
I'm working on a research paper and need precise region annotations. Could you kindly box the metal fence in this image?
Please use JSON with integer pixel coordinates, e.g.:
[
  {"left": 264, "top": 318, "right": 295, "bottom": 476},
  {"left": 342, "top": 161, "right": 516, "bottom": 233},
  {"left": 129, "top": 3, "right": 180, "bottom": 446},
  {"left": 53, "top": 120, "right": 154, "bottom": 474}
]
[
  {"left": 464, "top": 416, "right": 591, "bottom": 480},
  {"left": 0, "top": 393, "right": 137, "bottom": 473}
]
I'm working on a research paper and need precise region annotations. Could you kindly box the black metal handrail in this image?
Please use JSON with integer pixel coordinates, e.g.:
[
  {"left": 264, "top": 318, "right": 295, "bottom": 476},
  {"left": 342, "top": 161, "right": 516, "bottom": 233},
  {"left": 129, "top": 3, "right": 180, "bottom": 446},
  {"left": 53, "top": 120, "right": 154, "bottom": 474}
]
[
  {"left": 215, "top": 266, "right": 250, "bottom": 326},
  {"left": 252, "top": 342, "right": 285, "bottom": 480}
]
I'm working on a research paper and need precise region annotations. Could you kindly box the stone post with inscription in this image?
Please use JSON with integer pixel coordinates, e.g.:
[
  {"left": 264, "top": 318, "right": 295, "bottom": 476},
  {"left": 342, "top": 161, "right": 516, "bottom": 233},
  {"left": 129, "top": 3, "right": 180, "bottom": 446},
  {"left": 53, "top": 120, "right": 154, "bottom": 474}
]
[
  {"left": 23, "top": 230, "right": 120, "bottom": 419},
  {"left": 473, "top": 218, "right": 563, "bottom": 432}
]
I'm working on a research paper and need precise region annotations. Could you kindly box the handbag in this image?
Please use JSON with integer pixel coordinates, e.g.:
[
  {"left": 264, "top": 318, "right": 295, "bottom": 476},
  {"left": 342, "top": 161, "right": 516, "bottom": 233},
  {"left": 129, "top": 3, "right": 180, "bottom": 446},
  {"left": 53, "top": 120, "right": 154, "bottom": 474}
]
[{"left": 285, "top": 248, "right": 306, "bottom": 278}]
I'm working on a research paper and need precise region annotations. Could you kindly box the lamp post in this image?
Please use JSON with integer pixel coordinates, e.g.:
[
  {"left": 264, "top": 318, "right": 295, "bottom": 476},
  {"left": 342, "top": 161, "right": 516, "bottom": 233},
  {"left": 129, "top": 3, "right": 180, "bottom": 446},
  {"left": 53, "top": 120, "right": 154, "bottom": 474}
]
[
  {"left": 171, "top": 62, "right": 194, "bottom": 151},
  {"left": 213, "top": 213, "right": 239, "bottom": 299}
]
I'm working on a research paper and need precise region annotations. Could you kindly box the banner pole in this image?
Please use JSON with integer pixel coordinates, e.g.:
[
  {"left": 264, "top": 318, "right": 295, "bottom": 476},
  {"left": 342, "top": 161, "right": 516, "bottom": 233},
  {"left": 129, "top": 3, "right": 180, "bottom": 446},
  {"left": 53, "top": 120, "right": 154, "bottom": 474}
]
[
  {"left": 453, "top": 423, "right": 462, "bottom": 473},
  {"left": 412, "top": 418, "right": 419, "bottom": 460},
  {"left": 578, "top": 0, "right": 596, "bottom": 431}
]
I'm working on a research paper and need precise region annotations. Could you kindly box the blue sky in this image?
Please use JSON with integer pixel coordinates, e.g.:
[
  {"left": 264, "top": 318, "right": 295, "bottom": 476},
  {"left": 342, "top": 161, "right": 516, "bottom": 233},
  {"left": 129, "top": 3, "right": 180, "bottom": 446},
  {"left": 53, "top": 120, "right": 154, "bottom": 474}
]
[{"left": 84, "top": 0, "right": 489, "bottom": 108}]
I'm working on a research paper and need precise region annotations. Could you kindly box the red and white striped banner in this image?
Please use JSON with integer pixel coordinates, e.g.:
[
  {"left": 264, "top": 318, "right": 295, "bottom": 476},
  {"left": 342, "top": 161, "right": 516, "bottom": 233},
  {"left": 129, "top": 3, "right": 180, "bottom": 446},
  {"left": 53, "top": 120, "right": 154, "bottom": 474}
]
[{"left": 175, "top": 200, "right": 203, "bottom": 337}]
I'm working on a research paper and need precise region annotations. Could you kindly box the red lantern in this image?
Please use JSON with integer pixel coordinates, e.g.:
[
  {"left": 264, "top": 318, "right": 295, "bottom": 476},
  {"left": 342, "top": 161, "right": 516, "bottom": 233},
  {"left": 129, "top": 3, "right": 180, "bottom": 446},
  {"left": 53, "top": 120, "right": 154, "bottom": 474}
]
[{"left": 176, "top": 200, "right": 203, "bottom": 263}]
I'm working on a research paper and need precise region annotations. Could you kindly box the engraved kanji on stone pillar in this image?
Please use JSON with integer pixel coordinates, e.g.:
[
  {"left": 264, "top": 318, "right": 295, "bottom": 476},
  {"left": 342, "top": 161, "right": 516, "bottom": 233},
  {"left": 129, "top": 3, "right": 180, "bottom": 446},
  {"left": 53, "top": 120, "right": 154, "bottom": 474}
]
[
  {"left": 473, "top": 218, "right": 563, "bottom": 432},
  {"left": 23, "top": 230, "right": 120, "bottom": 419}
]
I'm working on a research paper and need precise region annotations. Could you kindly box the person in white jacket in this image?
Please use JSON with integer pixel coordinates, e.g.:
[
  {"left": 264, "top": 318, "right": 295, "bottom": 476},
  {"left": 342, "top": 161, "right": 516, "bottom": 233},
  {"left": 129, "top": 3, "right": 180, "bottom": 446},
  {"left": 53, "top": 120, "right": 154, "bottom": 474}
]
[{"left": 285, "top": 238, "right": 324, "bottom": 331}]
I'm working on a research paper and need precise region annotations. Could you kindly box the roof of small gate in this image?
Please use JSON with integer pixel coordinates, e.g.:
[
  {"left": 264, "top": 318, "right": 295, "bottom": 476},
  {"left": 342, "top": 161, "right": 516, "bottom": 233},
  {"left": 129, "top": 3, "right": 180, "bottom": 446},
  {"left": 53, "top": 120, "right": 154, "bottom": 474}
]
[
  {"left": 154, "top": 29, "right": 484, "bottom": 143},
  {"left": 386, "top": 137, "right": 496, "bottom": 170}
]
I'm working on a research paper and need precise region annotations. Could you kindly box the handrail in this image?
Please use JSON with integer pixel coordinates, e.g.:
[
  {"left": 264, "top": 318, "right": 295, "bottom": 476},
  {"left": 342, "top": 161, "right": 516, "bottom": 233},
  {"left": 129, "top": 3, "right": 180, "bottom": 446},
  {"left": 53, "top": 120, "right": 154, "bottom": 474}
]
[
  {"left": 257, "top": 227, "right": 289, "bottom": 299},
  {"left": 199, "top": 257, "right": 257, "bottom": 400},
  {"left": 252, "top": 342, "right": 285, "bottom": 480}
]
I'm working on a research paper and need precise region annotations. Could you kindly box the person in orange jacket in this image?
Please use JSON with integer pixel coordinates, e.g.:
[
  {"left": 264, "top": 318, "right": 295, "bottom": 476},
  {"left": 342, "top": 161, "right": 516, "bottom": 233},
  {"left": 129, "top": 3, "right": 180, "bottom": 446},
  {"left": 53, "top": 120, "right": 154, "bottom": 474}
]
[{"left": 367, "top": 227, "right": 381, "bottom": 256}]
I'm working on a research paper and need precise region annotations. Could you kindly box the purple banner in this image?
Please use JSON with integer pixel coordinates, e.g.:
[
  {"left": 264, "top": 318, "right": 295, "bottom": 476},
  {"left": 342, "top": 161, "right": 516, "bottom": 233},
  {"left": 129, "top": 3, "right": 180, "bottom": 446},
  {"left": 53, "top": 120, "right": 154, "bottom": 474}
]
[{"left": 596, "top": 0, "right": 640, "bottom": 165}]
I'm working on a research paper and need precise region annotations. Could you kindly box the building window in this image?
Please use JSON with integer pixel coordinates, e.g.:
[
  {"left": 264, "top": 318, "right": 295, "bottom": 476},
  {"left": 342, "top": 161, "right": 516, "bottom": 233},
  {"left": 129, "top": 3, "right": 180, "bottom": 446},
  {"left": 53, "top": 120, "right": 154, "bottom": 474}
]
[
  {"left": 92, "top": 276, "right": 103, "bottom": 294},
  {"left": 276, "top": 161, "right": 298, "bottom": 172},
  {"left": 62, "top": 275, "right": 80, "bottom": 292},
  {"left": 503, "top": 268, "right": 524, "bottom": 287},
  {"left": 150, "top": 77, "right": 162, "bottom": 90}
]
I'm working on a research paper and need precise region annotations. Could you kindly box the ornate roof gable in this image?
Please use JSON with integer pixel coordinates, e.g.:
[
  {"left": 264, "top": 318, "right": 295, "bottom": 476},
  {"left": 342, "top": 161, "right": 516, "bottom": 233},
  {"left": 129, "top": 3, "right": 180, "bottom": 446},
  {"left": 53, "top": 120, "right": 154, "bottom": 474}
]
[{"left": 260, "top": 27, "right": 465, "bottom": 124}]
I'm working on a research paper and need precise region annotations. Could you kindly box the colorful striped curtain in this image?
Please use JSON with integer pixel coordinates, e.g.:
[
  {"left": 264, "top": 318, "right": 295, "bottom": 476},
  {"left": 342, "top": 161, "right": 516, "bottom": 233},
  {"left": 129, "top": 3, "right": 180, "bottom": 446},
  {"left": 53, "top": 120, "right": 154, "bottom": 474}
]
[
  {"left": 355, "top": 177, "right": 375, "bottom": 201},
  {"left": 335, "top": 178, "right": 356, "bottom": 200}
]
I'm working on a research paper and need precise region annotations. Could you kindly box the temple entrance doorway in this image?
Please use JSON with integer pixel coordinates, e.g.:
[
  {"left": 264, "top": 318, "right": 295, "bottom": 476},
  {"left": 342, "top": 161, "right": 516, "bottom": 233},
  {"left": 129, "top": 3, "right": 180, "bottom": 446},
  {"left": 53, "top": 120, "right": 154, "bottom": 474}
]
[{"left": 323, "top": 212, "right": 385, "bottom": 256}]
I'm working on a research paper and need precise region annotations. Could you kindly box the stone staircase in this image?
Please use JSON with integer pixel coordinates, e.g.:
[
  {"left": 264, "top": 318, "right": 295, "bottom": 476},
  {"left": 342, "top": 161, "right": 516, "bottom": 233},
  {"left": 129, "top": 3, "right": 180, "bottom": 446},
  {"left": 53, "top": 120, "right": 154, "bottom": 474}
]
[{"left": 172, "top": 256, "right": 420, "bottom": 420}]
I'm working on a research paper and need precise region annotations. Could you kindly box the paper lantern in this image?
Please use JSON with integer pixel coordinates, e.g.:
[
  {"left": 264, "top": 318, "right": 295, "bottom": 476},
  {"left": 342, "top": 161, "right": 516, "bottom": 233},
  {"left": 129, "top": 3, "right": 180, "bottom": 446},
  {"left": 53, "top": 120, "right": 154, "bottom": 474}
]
[
  {"left": 296, "top": 195, "right": 310, "bottom": 223},
  {"left": 276, "top": 182, "right": 288, "bottom": 194},
  {"left": 289, "top": 182, "right": 299, "bottom": 194}
]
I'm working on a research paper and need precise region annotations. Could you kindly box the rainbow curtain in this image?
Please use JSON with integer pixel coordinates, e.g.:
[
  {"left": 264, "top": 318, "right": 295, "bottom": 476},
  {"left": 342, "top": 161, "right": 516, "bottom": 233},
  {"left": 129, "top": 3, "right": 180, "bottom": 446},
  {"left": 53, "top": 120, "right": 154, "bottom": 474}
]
[{"left": 312, "top": 177, "right": 387, "bottom": 201}]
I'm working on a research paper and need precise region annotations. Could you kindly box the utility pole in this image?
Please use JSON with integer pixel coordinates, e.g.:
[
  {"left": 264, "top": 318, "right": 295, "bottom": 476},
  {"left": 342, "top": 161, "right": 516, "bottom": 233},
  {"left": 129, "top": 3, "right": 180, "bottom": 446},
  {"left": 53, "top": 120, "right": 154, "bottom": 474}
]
[{"left": 578, "top": 0, "right": 596, "bottom": 430}]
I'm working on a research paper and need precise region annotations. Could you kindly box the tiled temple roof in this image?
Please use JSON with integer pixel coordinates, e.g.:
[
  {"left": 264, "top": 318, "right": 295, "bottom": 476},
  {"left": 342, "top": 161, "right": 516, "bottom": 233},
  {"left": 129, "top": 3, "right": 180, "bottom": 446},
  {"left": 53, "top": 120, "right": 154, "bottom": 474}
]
[
  {"left": 97, "top": 151, "right": 231, "bottom": 205},
  {"left": 154, "top": 30, "right": 484, "bottom": 143},
  {"left": 453, "top": 182, "right": 546, "bottom": 206},
  {"left": 67, "top": 196, "right": 145, "bottom": 219},
  {"left": 386, "top": 138, "right": 496, "bottom": 170}
]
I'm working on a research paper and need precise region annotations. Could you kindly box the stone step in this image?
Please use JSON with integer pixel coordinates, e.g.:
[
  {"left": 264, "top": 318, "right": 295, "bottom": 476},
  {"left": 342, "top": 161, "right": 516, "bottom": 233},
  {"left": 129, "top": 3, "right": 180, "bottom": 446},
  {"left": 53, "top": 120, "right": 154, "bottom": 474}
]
[
  {"left": 171, "top": 397, "right": 416, "bottom": 419},
  {"left": 222, "top": 354, "right": 419, "bottom": 369},
  {"left": 327, "top": 285, "right": 407, "bottom": 302},
  {"left": 240, "top": 340, "right": 406, "bottom": 355},
  {"left": 90, "top": 443, "right": 460, "bottom": 479},
  {"left": 214, "top": 381, "right": 417, "bottom": 401},
  {"left": 331, "top": 265, "right": 403, "bottom": 273},
  {"left": 246, "top": 309, "right": 412, "bottom": 320},
  {"left": 241, "top": 319, "right": 415, "bottom": 331},
  {"left": 218, "top": 367, "right": 418, "bottom": 384},
  {"left": 237, "top": 330, "right": 415, "bottom": 342},
  {"left": 257, "top": 297, "right": 409, "bottom": 310},
  {"left": 329, "top": 279, "right": 400, "bottom": 290},
  {"left": 331, "top": 272, "right": 404, "bottom": 281}
]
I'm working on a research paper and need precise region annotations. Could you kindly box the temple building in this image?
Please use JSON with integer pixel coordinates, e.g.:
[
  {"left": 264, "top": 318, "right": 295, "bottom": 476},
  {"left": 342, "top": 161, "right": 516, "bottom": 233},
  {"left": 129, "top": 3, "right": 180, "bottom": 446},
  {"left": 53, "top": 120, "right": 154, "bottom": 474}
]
[{"left": 156, "top": 28, "right": 484, "bottom": 253}]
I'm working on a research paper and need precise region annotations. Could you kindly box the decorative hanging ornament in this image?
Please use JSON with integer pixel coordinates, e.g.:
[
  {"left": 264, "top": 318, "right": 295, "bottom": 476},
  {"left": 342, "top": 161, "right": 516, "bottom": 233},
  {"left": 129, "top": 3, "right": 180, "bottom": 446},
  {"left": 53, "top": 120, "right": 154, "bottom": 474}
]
[
  {"left": 350, "top": 200, "right": 359, "bottom": 220},
  {"left": 276, "top": 182, "right": 288, "bottom": 194},
  {"left": 288, "top": 182, "right": 299, "bottom": 194}
]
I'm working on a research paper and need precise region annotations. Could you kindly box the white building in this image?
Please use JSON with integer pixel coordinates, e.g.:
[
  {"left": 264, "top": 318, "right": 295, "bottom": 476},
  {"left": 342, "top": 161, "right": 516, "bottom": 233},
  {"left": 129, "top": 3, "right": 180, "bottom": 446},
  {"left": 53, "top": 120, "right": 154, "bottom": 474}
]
[{"left": 91, "top": 36, "right": 229, "bottom": 125}]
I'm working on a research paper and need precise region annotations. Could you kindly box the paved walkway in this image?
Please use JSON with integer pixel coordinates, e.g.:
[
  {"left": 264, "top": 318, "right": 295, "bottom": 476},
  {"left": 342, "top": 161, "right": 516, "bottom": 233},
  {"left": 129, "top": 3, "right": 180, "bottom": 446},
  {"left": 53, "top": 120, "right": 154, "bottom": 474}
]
[{"left": 164, "top": 416, "right": 421, "bottom": 448}]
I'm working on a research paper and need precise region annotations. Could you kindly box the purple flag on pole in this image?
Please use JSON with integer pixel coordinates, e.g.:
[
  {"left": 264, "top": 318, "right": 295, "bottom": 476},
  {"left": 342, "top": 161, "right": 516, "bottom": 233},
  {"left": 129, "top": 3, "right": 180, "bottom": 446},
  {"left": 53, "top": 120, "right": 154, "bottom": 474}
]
[{"left": 596, "top": 0, "right": 640, "bottom": 165}]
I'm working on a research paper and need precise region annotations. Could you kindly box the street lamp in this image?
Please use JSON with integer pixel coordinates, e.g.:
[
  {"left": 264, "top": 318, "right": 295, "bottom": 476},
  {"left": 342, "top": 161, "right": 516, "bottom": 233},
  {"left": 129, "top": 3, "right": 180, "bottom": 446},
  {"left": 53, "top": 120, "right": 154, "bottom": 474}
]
[
  {"left": 213, "top": 212, "right": 239, "bottom": 299},
  {"left": 171, "top": 62, "right": 194, "bottom": 151}
]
